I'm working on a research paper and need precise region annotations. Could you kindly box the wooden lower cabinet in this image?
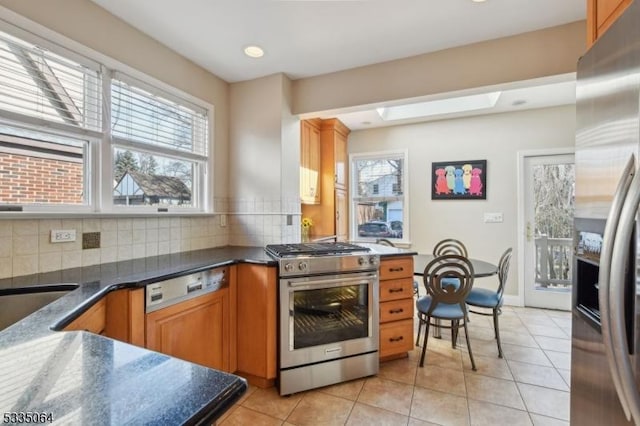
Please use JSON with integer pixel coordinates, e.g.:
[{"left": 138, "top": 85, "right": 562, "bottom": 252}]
[
  {"left": 379, "top": 256, "right": 415, "bottom": 361},
  {"left": 236, "top": 264, "right": 277, "bottom": 387},
  {"left": 64, "top": 297, "right": 107, "bottom": 334},
  {"left": 146, "top": 289, "right": 230, "bottom": 372},
  {"left": 105, "top": 288, "right": 145, "bottom": 346},
  {"left": 380, "top": 319, "right": 414, "bottom": 358},
  {"left": 64, "top": 288, "right": 144, "bottom": 345}
]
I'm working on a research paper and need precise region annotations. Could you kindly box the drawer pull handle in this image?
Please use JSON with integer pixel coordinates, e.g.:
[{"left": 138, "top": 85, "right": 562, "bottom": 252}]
[
  {"left": 389, "top": 267, "right": 404, "bottom": 272},
  {"left": 389, "top": 336, "right": 404, "bottom": 342},
  {"left": 389, "top": 308, "right": 404, "bottom": 314},
  {"left": 389, "top": 288, "right": 404, "bottom": 293}
]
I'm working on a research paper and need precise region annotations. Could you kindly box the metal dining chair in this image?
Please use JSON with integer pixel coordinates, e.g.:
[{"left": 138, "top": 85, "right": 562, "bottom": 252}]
[
  {"left": 415, "top": 254, "right": 476, "bottom": 370},
  {"left": 433, "top": 238, "right": 468, "bottom": 257},
  {"left": 433, "top": 239, "right": 468, "bottom": 289},
  {"left": 465, "top": 247, "right": 512, "bottom": 358},
  {"left": 375, "top": 238, "right": 419, "bottom": 296}
]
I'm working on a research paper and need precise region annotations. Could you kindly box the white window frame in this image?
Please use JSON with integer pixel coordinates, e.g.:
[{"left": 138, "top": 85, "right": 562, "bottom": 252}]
[
  {"left": 349, "top": 149, "right": 409, "bottom": 244},
  {"left": 0, "top": 11, "right": 214, "bottom": 216}
]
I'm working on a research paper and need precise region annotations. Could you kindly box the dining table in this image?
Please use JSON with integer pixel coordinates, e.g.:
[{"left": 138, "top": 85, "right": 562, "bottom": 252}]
[
  {"left": 412, "top": 253, "right": 499, "bottom": 338},
  {"left": 412, "top": 254, "right": 498, "bottom": 278}
]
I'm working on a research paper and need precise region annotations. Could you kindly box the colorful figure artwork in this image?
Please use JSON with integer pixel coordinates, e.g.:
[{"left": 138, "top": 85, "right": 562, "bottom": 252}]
[{"left": 431, "top": 160, "right": 487, "bottom": 200}]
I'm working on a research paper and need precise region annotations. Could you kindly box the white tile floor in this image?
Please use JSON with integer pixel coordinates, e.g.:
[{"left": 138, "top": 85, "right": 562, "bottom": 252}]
[{"left": 218, "top": 306, "right": 571, "bottom": 425}]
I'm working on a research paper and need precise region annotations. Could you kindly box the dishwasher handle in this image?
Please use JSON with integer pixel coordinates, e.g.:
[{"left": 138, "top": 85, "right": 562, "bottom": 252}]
[{"left": 187, "top": 282, "right": 203, "bottom": 293}]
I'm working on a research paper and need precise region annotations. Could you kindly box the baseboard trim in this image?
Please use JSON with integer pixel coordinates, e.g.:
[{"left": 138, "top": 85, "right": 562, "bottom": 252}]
[{"left": 503, "top": 295, "right": 523, "bottom": 307}]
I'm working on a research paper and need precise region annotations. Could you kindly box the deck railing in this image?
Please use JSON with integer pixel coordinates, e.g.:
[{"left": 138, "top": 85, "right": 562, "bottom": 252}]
[{"left": 535, "top": 235, "right": 572, "bottom": 288}]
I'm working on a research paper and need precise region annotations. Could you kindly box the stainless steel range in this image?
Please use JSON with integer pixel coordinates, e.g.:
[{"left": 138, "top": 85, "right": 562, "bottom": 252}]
[{"left": 265, "top": 242, "right": 380, "bottom": 396}]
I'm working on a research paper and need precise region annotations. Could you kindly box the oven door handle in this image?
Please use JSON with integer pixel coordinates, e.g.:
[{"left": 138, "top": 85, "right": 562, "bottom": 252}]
[{"left": 287, "top": 274, "right": 377, "bottom": 290}]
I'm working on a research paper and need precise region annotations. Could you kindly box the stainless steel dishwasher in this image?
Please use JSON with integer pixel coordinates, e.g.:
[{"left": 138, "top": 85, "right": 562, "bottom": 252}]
[
  {"left": 145, "top": 267, "right": 228, "bottom": 313},
  {"left": 144, "top": 266, "right": 231, "bottom": 371}
]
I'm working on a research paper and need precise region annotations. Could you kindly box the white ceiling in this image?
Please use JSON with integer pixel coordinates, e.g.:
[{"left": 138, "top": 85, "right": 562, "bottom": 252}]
[{"left": 90, "top": 0, "right": 584, "bottom": 128}]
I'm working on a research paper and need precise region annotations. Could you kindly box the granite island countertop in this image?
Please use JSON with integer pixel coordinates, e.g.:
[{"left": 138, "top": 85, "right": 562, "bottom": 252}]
[{"left": 0, "top": 243, "right": 415, "bottom": 425}]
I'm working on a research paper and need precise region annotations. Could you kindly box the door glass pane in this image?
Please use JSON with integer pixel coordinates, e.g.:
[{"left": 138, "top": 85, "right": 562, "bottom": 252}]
[
  {"left": 533, "top": 162, "right": 575, "bottom": 292},
  {"left": 292, "top": 284, "right": 369, "bottom": 349}
]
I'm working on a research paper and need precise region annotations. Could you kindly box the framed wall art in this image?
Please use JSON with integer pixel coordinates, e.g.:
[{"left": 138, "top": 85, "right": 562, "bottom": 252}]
[{"left": 431, "top": 159, "right": 487, "bottom": 200}]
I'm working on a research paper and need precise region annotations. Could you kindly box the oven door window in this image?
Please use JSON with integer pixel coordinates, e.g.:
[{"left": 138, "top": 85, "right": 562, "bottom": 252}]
[{"left": 292, "top": 284, "right": 369, "bottom": 349}]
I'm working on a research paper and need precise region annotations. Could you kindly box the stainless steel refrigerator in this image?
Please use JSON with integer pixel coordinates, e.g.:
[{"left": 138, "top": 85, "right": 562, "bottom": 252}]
[{"left": 573, "top": 1, "right": 640, "bottom": 424}]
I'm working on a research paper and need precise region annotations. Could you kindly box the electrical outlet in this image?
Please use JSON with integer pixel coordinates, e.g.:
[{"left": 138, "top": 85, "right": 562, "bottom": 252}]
[
  {"left": 51, "top": 229, "right": 76, "bottom": 243},
  {"left": 219, "top": 214, "right": 227, "bottom": 227},
  {"left": 483, "top": 212, "right": 504, "bottom": 223}
]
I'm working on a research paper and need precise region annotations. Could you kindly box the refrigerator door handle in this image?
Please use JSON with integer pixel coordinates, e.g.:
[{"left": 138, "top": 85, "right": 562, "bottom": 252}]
[
  {"left": 599, "top": 154, "right": 635, "bottom": 420},
  {"left": 610, "top": 156, "right": 640, "bottom": 423}
]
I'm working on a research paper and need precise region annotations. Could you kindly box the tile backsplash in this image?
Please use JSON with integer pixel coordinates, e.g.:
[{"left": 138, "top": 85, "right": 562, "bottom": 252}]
[
  {"left": 0, "top": 197, "right": 302, "bottom": 279},
  {"left": 0, "top": 216, "right": 229, "bottom": 279}
]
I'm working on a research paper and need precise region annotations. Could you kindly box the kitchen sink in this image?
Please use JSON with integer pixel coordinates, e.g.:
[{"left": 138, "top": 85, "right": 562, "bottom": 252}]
[{"left": 0, "top": 284, "right": 79, "bottom": 331}]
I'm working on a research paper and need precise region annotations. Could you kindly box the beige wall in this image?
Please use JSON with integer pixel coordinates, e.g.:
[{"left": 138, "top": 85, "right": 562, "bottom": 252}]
[
  {"left": 228, "top": 73, "right": 300, "bottom": 245},
  {"left": 293, "top": 21, "right": 585, "bottom": 114},
  {"left": 348, "top": 105, "right": 576, "bottom": 299},
  {"left": 0, "top": 0, "right": 230, "bottom": 198}
]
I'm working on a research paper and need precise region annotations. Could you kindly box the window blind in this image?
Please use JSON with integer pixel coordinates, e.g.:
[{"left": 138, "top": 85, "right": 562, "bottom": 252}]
[
  {"left": 111, "top": 74, "right": 208, "bottom": 157},
  {"left": 0, "top": 30, "right": 101, "bottom": 133}
]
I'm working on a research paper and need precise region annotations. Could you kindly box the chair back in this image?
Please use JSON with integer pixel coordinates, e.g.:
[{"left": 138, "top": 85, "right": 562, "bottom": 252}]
[
  {"left": 496, "top": 248, "right": 513, "bottom": 299},
  {"left": 376, "top": 238, "right": 396, "bottom": 247},
  {"left": 423, "top": 254, "right": 474, "bottom": 315},
  {"left": 433, "top": 239, "right": 468, "bottom": 257}
]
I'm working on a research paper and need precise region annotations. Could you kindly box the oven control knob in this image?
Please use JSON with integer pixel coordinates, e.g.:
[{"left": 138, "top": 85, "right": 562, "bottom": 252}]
[
  {"left": 298, "top": 261, "right": 308, "bottom": 271},
  {"left": 284, "top": 263, "right": 294, "bottom": 272},
  {"left": 358, "top": 256, "right": 367, "bottom": 266},
  {"left": 369, "top": 256, "right": 378, "bottom": 266}
]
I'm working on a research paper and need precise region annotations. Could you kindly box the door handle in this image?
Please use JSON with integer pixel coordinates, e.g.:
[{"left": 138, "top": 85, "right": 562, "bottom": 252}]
[
  {"left": 603, "top": 154, "right": 636, "bottom": 422},
  {"left": 526, "top": 222, "right": 532, "bottom": 242}
]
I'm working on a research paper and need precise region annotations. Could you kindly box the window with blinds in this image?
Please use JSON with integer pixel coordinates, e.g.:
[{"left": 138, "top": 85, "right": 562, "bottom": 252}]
[
  {"left": 352, "top": 152, "right": 407, "bottom": 241},
  {"left": 0, "top": 30, "right": 101, "bottom": 134},
  {"left": 0, "top": 22, "right": 211, "bottom": 213},
  {"left": 110, "top": 74, "right": 208, "bottom": 209}
]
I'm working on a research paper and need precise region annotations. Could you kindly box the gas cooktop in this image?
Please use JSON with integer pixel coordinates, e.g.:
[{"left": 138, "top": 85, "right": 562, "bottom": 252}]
[{"left": 265, "top": 242, "right": 370, "bottom": 258}]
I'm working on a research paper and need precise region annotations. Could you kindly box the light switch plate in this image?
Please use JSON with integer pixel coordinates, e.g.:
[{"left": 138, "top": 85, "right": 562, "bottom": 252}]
[
  {"left": 51, "top": 229, "right": 76, "bottom": 243},
  {"left": 483, "top": 212, "right": 504, "bottom": 223},
  {"left": 219, "top": 214, "right": 227, "bottom": 227}
]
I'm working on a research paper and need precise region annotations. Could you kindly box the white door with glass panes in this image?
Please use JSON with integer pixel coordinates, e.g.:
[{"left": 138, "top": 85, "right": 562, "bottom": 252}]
[{"left": 522, "top": 153, "right": 574, "bottom": 310}]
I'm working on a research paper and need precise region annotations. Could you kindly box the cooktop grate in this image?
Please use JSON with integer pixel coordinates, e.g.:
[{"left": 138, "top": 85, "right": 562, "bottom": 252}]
[{"left": 265, "top": 242, "right": 369, "bottom": 257}]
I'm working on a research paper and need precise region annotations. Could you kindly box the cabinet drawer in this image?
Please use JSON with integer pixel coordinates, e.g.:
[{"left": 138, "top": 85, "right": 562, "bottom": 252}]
[
  {"left": 380, "top": 319, "right": 414, "bottom": 358},
  {"left": 380, "top": 298, "right": 413, "bottom": 323},
  {"left": 380, "top": 278, "right": 414, "bottom": 302},
  {"left": 380, "top": 257, "right": 414, "bottom": 280}
]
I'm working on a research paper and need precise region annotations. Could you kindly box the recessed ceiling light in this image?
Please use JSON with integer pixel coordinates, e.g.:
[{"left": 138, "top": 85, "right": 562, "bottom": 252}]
[
  {"left": 244, "top": 45, "right": 264, "bottom": 58},
  {"left": 361, "top": 121, "right": 371, "bottom": 125},
  {"left": 472, "top": 0, "right": 487, "bottom": 3}
]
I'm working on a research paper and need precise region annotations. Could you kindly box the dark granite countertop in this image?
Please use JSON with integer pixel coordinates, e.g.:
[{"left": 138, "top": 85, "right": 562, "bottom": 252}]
[
  {"left": 0, "top": 243, "right": 414, "bottom": 425},
  {"left": 0, "top": 245, "right": 277, "bottom": 425}
]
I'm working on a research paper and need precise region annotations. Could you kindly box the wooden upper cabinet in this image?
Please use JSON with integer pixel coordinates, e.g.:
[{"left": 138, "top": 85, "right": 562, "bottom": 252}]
[
  {"left": 301, "top": 118, "right": 351, "bottom": 241},
  {"left": 587, "top": 0, "right": 633, "bottom": 47},
  {"left": 300, "top": 119, "right": 321, "bottom": 205},
  {"left": 321, "top": 119, "right": 349, "bottom": 190}
]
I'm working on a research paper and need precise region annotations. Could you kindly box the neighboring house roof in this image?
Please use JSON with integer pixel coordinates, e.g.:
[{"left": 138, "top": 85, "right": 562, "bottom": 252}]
[{"left": 120, "top": 171, "right": 191, "bottom": 199}]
